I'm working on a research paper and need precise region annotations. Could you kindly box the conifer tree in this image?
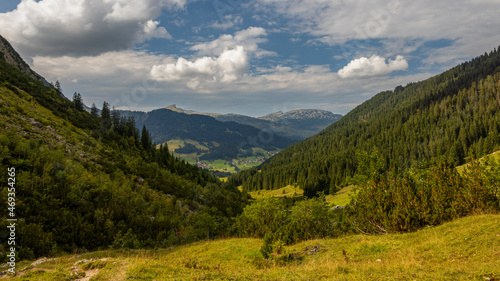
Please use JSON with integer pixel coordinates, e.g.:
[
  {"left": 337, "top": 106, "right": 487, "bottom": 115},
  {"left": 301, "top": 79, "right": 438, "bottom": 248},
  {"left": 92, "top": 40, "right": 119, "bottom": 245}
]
[
  {"left": 55, "top": 80, "right": 62, "bottom": 94},
  {"left": 90, "top": 103, "right": 98, "bottom": 116},
  {"left": 141, "top": 125, "right": 152, "bottom": 150},
  {"left": 72, "top": 92, "right": 84, "bottom": 111},
  {"left": 101, "top": 101, "right": 111, "bottom": 132}
]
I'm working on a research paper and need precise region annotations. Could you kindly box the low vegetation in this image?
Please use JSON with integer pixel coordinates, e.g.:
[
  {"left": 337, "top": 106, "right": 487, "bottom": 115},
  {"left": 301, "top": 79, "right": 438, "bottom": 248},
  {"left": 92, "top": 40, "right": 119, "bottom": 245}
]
[
  {"left": 344, "top": 160, "right": 499, "bottom": 235},
  {"left": 3, "top": 215, "right": 499, "bottom": 280}
]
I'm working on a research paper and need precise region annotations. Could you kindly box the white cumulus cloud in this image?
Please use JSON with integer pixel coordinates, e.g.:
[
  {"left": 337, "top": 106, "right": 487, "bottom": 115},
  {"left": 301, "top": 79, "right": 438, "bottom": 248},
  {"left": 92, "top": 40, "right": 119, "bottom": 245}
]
[
  {"left": 0, "top": 0, "right": 183, "bottom": 58},
  {"left": 338, "top": 55, "right": 408, "bottom": 78},
  {"left": 190, "top": 27, "right": 267, "bottom": 57},
  {"left": 150, "top": 45, "right": 249, "bottom": 88}
]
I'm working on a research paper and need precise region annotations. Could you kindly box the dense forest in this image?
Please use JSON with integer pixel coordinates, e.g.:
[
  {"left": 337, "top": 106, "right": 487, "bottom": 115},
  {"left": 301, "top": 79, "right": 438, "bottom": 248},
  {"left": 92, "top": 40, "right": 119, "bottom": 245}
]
[
  {"left": 230, "top": 46, "right": 500, "bottom": 196},
  {"left": 0, "top": 36, "right": 248, "bottom": 261}
]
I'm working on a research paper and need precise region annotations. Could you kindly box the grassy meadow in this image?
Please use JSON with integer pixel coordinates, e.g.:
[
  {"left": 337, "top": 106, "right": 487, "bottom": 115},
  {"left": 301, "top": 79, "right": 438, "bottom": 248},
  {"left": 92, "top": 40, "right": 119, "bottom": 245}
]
[{"left": 3, "top": 215, "right": 499, "bottom": 280}]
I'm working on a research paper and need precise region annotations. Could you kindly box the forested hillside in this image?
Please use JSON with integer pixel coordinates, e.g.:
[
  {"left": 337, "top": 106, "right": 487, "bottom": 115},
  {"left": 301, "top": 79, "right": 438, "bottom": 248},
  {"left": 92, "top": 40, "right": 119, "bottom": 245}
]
[
  {"left": 0, "top": 35, "right": 248, "bottom": 260},
  {"left": 120, "top": 108, "right": 296, "bottom": 161},
  {"left": 230, "top": 46, "right": 500, "bottom": 196},
  {"left": 166, "top": 104, "right": 343, "bottom": 140}
]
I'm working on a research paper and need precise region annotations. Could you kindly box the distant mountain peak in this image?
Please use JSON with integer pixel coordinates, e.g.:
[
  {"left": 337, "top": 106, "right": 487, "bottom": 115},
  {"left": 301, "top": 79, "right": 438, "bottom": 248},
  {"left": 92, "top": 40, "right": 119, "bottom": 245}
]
[
  {"left": 165, "top": 104, "right": 221, "bottom": 117},
  {"left": 166, "top": 104, "right": 184, "bottom": 113},
  {"left": 260, "top": 109, "right": 342, "bottom": 122}
]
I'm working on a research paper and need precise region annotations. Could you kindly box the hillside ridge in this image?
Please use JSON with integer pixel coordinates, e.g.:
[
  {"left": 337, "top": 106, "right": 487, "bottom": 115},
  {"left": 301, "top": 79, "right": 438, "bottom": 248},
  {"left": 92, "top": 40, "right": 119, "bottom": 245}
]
[{"left": 230, "top": 45, "right": 500, "bottom": 194}]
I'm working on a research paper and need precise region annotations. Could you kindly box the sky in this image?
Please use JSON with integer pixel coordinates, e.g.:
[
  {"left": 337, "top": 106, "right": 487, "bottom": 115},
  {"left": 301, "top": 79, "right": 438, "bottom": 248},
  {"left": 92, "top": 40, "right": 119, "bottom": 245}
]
[{"left": 0, "top": 0, "right": 499, "bottom": 116}]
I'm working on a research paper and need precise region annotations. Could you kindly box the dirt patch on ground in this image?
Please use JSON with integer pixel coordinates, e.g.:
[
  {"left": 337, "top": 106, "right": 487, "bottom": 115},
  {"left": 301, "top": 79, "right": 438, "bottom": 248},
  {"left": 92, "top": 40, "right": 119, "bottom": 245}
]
[{"left": 77, "top": 268, "right": 100, "bottom": 281}]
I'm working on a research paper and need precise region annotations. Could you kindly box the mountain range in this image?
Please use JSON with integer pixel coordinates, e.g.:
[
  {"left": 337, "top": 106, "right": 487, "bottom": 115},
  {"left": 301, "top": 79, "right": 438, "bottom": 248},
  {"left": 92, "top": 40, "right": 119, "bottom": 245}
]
[
  {"left": 118, "top": 105, "right": 342, "bottom": 162},
  {"left": 165, "top": 104, "right": 343, "bottom": 140}
]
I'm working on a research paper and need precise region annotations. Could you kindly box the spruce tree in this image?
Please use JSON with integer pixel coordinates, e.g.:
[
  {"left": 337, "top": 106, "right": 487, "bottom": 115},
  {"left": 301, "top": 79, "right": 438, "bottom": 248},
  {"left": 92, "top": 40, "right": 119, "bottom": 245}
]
[
  {"left": 72, "top": 92, "right": 84, "bottom": 111},
  {"left": 101, "top": 101, "right": 111, "bottom": 132},
  {"left": 141, "top": 125, "right": 152, "bottom": 150},
  {"left": 55, "top": 80, "right": 62, "bottom": 94},
  {"left": 90, "top": 103, "right": 98, "bottom": 116}
]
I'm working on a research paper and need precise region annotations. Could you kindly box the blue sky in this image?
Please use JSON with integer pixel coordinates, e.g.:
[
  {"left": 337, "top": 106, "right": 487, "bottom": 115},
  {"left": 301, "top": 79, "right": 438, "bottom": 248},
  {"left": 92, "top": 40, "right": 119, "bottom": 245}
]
[{"left": 1, "top": 0, "right": 499, "bottom": 116}]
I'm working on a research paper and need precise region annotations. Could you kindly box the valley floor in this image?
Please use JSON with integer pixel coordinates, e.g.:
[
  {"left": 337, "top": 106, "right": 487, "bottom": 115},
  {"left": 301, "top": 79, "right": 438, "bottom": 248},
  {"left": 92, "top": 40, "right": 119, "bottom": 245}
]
[{"left": 3, "top": 214, "right": 499, "bottom": 280}]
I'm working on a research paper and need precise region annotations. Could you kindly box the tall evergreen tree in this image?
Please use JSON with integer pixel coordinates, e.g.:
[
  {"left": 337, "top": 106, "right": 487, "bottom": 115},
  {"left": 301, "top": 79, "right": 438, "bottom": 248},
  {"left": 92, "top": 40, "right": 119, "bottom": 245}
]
[
  {"left": 90, "top": 103, "right": 98, "bottom": 116},
  {"left": 101, "top": 101, "right": 111, "bottom": 132},
  {"left": 141, "top": 125, "right": 152, "bottom": 150},
  {"left": 54, "top": 80, "right": 61, "bottom": 93},
  {"left": 72, "top": 92, "right": 84, "bottom": 111},
  {"left": 111, "top": 106, "right": 121, "bottom": 132}
]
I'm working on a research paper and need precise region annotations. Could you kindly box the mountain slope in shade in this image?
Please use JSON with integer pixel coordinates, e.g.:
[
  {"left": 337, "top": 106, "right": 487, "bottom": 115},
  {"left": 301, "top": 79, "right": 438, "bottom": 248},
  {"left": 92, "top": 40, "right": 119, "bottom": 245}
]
[
  {"left": 120, "top": 108, "right": 296, "bottom": 161},
  {"left": 164, "top": 104, "right": 343, "bottom": 140},
  {"left": 230, "top": 45, "right": 500, "bottom": 195}
]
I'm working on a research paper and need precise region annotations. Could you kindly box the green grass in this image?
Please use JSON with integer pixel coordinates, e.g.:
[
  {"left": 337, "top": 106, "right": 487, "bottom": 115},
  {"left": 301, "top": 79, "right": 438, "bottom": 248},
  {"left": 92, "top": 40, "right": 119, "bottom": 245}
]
[
  {"left": 161, "top": 139, "right": 209, "bottom": 152},
  {"left": 5, "top": 215, "right": 500, "bottom": 280},
  {"left": 248, "top": 185, "right": 356, "bottom": 207},
  {"left": 158, "top": 139, "right": 277, "bottom": 173},
  {"left": 457, "top": 150, "right": 500, "bottom": 174},
  {"left": 248, "top": 185, "right": 304, "bottom": 200},
  {"left": 325, "top": 185, "right": 356, "bottom": 207}
]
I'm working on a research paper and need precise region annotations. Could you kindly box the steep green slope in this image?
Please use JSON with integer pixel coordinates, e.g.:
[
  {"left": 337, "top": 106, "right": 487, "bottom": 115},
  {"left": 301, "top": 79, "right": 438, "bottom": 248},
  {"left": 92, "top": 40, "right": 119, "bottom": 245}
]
[
  {"left": 231, "top": 46, "right": 500, "bottom": 195},
  {"left": 0, "top": 36, "right": 248, "bottom": 261}
]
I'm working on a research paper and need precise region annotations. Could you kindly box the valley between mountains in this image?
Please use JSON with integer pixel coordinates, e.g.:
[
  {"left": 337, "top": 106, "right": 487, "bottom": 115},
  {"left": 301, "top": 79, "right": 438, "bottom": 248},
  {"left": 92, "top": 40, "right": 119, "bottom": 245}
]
[{"left": 0, "top": 34, "right": 500, "bottom": 280}]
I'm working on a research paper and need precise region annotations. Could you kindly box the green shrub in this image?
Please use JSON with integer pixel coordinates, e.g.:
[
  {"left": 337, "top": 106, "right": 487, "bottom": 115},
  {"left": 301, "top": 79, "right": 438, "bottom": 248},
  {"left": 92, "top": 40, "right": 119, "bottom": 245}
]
[
  {"left": 344, "top": 161, "right": 500, "bottom": 234},
  {"left": 233, "top": 198, "right": 288, "bottom": 238}
]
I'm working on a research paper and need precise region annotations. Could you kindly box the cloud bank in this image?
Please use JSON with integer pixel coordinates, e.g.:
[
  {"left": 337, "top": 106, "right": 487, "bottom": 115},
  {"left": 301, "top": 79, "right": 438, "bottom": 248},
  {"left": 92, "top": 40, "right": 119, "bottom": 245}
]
[{"left": 0, "top": 0, "right": 184, "bottom": 58}]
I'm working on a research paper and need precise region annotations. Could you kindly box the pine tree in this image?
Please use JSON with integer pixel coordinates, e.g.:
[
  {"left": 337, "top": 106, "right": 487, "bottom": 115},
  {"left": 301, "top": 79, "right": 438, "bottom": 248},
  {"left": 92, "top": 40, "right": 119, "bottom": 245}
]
[
  {"left": 101, "top": 101, "right": 111, "bottom": 132},
  {"left": 111, "top": 106, "right": 121, "bottom": 132},
  {"left": 72, "top": 92, "right": 84, "bottom": 111},
  {"left": 141, "top": 125, "right": 152, "bottom": 150},
  {"left": 55, "top": 80, "right": 62, "bottom": 95},
  {"left": 90, "top": 103, "right": 98, "bottom": 116}
]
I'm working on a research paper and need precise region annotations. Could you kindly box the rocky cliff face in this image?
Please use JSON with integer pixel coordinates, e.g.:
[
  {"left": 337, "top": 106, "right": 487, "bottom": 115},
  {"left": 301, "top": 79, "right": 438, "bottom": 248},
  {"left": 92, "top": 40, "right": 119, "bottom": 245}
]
[
  {"left": 0, "top": 35, "right": 40, "bottom": 81},
  {"left": 260, "top": 109, "right": 343, "bottom": 122},
  {"left": 0, "top": 35, "right": 52, "bottom": 87}
]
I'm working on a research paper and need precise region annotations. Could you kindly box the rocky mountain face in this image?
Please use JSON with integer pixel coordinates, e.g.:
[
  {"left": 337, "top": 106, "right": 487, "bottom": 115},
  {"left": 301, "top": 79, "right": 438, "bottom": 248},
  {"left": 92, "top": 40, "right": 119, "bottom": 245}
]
[
  {"left": 260, "top": 109, "right": 342, "bottom": 122},
  {"left": 0, "top": 35, "right": 51, "bottom": 87}
]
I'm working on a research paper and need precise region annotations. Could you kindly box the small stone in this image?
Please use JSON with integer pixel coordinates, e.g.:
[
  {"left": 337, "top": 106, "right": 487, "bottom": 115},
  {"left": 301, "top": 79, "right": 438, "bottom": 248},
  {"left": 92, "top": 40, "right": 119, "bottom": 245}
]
[{"left": 376, "top": 259, "right": 382, "bottom": 262}]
